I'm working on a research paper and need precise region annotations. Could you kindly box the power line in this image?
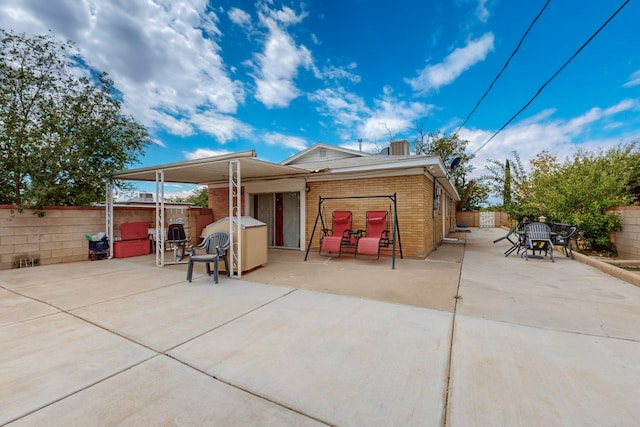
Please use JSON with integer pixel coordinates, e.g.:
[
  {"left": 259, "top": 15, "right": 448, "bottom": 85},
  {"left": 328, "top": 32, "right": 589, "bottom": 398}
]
[
  {"left": 472, "top": 0, "right": 631, "bottom": 156},
  {"left": 454, "top": 0, "right": 552, "bottom": 136}
]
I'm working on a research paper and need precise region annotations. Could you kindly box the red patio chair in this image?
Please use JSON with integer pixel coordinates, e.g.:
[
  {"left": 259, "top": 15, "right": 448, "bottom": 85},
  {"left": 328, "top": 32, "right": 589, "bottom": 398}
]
[
  {"left": 319, "top": 210, "right": 354, "bottom": 257},
  {"left": 356, "top": 210, "right": 389, "bottom": 260}
]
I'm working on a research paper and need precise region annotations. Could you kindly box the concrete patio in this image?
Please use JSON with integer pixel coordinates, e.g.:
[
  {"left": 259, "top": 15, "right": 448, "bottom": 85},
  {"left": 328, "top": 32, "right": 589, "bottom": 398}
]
[{"left": 1, "top": 228, "right": 639, "bottom": 426}]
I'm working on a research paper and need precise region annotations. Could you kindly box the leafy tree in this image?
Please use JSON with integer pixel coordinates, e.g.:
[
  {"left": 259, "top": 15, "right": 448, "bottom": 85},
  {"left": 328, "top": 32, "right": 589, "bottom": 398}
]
[
  {"left": 484, "top": 143, "right": 640, "bottom": 255},
  {"left": 0, "top": 30, "right": 149, "bottom": 209},
  {"left": 414, "top": 128, "right": 488, "bottom": 210},
  {"left": 168, "top": 186, "right": 209, "bottom": 207},
  {"left": 484, "top": 151, "right": 530, "bottom": 217},
  {"left": 503, "top": 159, "right": 512, "bottom": 209}
]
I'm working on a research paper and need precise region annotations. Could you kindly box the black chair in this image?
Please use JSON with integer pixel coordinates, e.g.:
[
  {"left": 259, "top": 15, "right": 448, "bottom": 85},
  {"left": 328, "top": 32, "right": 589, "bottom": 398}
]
[
  {"left": 522, "top": 222, "right": 554, "bottom": 262},
  {"left": 493, "top": 223, "right": 519, "bottom": 257},
  {"left": 186, "top": 232, "right": 230, "bottom": 284},
  {"left": 552, "top": 223, "right": 577, "bottom": 259},
  {"left": 167, "top": 224, "right": 190, "bottom": 261}
]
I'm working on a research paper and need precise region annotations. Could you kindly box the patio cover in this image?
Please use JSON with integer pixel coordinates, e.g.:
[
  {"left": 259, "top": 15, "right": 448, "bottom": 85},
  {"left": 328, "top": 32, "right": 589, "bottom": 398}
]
[
  {"left": 110, "top": 151, "right": 309, "bottom": 275},
  {"left": 112, "top": 150, "right": 308, "bottom": 185}
]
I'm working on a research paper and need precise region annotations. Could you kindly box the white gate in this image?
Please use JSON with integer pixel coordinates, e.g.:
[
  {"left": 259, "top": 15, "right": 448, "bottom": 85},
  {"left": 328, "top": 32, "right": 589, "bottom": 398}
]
[{"left": 480, "top": 211, "right": 495, "bottom": 228}]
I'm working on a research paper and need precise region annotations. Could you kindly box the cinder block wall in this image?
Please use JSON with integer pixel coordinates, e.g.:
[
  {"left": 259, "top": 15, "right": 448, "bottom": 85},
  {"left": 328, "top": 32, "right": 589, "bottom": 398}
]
[
  {"left": 455, "top": 211, "right": 511, "bottom": 228},
  {"left": 0, "top": 205, "right": 211, "bottom": 270},
  {"left": 305, "top": 174, "right": 435, "bottom": 258},
  {"left": 611, "top": 206, "right": 640, "bottom": 259},
  {"left": 0, "top": 206, "right": 108, "bottom": 269},
  {"left": 456, "top": 211, "right": 480, "bottom": 227}
]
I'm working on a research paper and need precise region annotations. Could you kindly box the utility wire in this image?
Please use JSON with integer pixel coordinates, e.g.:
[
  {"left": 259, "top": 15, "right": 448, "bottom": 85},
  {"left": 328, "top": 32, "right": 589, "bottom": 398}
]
[
  {"left": 472, "top": 0, "right": 631, "bottom": 156},
  {"left": 454, "top": 0, "right": 552, "bottom": 136}
]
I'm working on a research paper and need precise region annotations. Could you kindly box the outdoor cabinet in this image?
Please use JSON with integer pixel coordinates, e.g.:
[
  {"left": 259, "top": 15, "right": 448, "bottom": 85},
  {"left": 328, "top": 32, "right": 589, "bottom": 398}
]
[{"left": 202, "top": 216, "right": 267, "bottom": 273}]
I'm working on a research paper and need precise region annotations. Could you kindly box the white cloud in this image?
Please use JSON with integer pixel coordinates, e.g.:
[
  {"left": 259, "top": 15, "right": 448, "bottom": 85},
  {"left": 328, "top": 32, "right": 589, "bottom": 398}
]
[
  {"left": 190, "top": 111, "right": 253, "bottom": 144},
  {"left": 461, "top": 99, "right": 640, "bottom": 178},
  {"left": 184, "top": 148, "right": 233, "bottom": 160},
  {"left": 253, "top": 4, "right": 313, "bottom": 108},
  {"left": 309, "top": 87, "right": 368, "bottom": 129},
  {"left": 623, "top": 70, "right": 640, "bottom": 88},
  {"left": 0, "top": 0, "right": 248, "bottom": 144},
  {"left": 262, "top": 132, "right": 308, "bottom": 150},
  {"left": 228, "top": 7, "right": 251, "bottom": 27},
  {"left": 406, "top": 33, "right": 494, "bottom": 94},
  {"left": 319, "top": 63, "right": 361, "bottom": 84},
  {"left": 476, "top": 0, "right": 490, "bottom": 23},
  {"left": 310, "top": 86, "right": 433, "bottom": 142}
]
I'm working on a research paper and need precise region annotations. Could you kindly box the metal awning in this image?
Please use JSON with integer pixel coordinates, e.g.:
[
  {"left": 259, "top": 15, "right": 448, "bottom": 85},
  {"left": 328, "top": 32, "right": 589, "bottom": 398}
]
[
  {"left": 112, "top": 150, "right": 308, "bottom": 184},
  {"left": 108, "top": 151, "right": 309, "bottom": 275}
]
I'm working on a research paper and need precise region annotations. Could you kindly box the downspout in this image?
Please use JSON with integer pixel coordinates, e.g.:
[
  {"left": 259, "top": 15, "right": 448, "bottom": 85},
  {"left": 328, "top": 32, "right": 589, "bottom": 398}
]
[{"left": 432, "top": 176, "right": 438, "bottom": 251}]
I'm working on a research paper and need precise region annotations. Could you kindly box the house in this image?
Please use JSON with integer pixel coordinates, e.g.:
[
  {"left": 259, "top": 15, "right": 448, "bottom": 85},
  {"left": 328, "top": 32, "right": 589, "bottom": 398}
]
[{"left": 112, "top": 140, "right": 459, "bottom": 266}]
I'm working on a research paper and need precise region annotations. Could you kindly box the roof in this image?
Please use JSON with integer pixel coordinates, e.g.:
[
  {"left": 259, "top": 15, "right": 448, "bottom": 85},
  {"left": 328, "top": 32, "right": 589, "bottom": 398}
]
[
  {"left": 112, "top": 151, "right": 308, "bottom": 184},
  {"left": 281, "top": 143, "right": 370, "bottom": 165},
  {"left": 113, "top": 148, "right": 459, "bottom": 200}
]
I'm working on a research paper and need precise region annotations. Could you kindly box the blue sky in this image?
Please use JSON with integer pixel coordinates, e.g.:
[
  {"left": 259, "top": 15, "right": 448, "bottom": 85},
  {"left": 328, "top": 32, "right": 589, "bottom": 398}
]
[{"left": 2, "top": 0, "right": 639, "bottom": 198}]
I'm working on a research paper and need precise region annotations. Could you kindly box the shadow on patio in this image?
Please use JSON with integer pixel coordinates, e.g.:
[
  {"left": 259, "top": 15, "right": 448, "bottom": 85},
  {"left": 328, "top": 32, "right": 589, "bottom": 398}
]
[{"left": 156, "top": 231, "right": 468, "bottom": 313}]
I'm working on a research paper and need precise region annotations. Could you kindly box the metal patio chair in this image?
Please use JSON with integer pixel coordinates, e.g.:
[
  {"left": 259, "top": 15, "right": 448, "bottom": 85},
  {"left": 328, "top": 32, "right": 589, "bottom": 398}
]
[
  {"left": 493, "top": 223, "right": 520, "bottom": 257},
  {"left": 552, "top": 223, "right": 577, "bottom": 259},
  {"left": 320, "top": 210, "right": 355, "bottom": 257},
  {"left": 356, "top": 210, "right": 390, "bottom": 260},
  {"left": 522, "top": 222, "right": 554, "bottom": 262}
]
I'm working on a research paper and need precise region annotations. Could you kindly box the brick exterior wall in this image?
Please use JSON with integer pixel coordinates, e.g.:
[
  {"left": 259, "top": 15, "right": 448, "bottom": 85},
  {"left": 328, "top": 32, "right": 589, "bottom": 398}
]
[
  {"left": 305, "top": 174, "right": 436, "bottom": 258},
  {"left": 0, "top": 205, "right": 212, "bottom": 270},
  {"left": 209, "top": 187, "right": 245, "bottom": 221}
]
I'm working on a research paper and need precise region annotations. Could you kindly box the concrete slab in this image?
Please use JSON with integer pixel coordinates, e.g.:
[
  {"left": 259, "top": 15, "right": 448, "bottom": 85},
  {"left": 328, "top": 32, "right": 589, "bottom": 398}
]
[
  {"left": 0, "top": 288, "right": 58, "bottom": 326},
  {"left": 72, "top": 279, "right": 295, "bottom": 352},
  {"left": 0, "top": 313, "right": 154, "bottom": 425},
  {"left": 3, "top": 263, "right": 186, "bottom": 311},
  {"left": 170, "top": 290, "right": 452, "bottom": 426},
  {"left": 459, "top": 228, "right": 640, "bottom": 341},
  {"left": 245, "top": 245, "right": 463, "bottom": 312},
  {"left": 10, "top": 355, "right": 325, "bottom": 426},
  {"left": 0, "top": 259, "right": 136, "bottom": 289},
  {"left": 447, "top": 315, "right": 640, "bottom": 426}
]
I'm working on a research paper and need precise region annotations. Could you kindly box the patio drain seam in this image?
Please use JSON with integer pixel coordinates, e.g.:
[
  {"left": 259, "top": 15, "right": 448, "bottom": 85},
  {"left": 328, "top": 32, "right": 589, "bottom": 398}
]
[
  {"left": 166, "top": 355, "right": 335, "bottom": 427},
  {"left": 2, "top": 286, "right": 173, "bottom": 353},
  {"left": 465, "top": 315, "right": 640, "bottom": 344},
  {"left": 163, "top": 287, "right": 300, "bottom": 353},
  {"left": 4, "top": 354, "right": 162, "bottom": 425},
  {"left": 441, "top": 241, "right": 465, "bottom": 427}
]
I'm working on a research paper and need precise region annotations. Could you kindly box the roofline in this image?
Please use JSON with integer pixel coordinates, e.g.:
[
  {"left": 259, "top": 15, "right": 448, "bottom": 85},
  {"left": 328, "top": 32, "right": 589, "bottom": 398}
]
[
  {"left": 280, "top": 142, "right": 369, "bottom": 165},
  {"left": 113, "top": 150, "right": 256, "bottom": 178}
]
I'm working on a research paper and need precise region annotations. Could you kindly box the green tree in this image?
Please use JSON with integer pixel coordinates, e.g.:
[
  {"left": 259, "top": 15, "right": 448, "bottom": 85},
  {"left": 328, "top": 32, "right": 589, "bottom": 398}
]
[
  {"left": 414, "top": 129, "right": 488, "bottom": 210},
  {"left": 0, "top": 30, "right": 149, "bottom": 209},
  {"left": 168, "top": 186, "right": 209, "bottom": 207},
  {"left": 484, "top": 151, "right": 530, "bottom": 217},
  {"left": 503, "top": 159, "right": 512, "bottom": 209},
  {"left": 484, "top": 143, "right": 640, "bottom": 254}
]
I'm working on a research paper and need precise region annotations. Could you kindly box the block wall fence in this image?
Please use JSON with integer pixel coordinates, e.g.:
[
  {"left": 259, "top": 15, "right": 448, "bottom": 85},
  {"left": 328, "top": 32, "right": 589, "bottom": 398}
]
[
  {"left": 611, "top": 206, "right": 640, "bottom": 259},
  {"left": 0, "top": 205, "right": 212, "bottom": 270}
]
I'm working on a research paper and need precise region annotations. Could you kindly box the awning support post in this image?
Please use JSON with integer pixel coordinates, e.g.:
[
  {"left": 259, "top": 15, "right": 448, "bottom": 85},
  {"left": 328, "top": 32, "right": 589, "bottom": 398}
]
[
  {"left": 105, "top": 180, "right": 114, "bottom": 259},
  {"left": 156, "top": 170, "right": 165, "bottom": 267},
  {"left": 229, "top": 159, "right": 242, "bottom": 278}
]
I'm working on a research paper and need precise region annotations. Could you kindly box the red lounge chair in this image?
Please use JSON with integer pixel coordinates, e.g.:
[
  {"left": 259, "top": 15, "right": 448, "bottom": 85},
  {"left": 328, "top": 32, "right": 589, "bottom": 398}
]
[
  {"left": 356, "top": 210, "right": 389, "bottom": 260},
  {"left": 319, "top": 210, "right": 354, "bottom": 257}
]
